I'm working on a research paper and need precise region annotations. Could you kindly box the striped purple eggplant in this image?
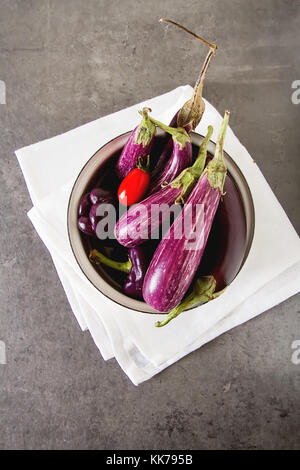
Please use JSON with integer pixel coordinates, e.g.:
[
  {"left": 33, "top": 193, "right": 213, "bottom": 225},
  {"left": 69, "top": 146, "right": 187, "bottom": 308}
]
[
  {"left": 115, "top": 185, "right": 181, "bottom": 247},
  {"left": 147, "top": 116, "right": 192, "bottom": 194},
  {"left": 149, "top": 47, "right": 215, "bottom": 192},
  {"left": 115, "top": 127, "right": 213, "bottom": 247},
  {"left": 150, "top": 111, "right": 179, "bottom": 180},
  {"left": 143, "top": 111, "right": 230, "bottom": 312},
  {"left": 116, "top": 107, "right": 156, "bottom": 179},
  {"left": 77, "top": 187, "right": 114, "bottom": 237}
]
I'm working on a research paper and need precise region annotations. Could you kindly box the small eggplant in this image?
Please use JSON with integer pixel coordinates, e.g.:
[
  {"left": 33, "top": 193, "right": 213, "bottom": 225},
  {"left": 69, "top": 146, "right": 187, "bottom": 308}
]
[
  {"left": 89, "top": 202, "right": 104, "bottom": 232},
  {"left": 78, "top": 187, "right": 114, "bottom": 238},
  {"left": 151, "top": 111, "right": 179, "bottom": 179},
  {"left": 78, "top": 216, "right": 95, "bottom": 237},
  {"left": 78, "top": 193, "right": 92, "bottom": 217},
  {"left": 143, "top": 111, "right": 230, "bottom": 312},
  {"left": 116, "top": 107, "right": 156, "bottom": 179},
  {"left": 89, "top": 200, "right": 116, "bottom": 239},
  {"left": 115, "top": 126, "right": 213, "bottom": 247},
  {"left": 148, "top": 116, "right": 192, "bottom": 194},
  {"left": 89, "top": 246, "right": 147, "bottom": 299},
  {"left": 89, "top": 187, "right": 114, "bottom": 206}
]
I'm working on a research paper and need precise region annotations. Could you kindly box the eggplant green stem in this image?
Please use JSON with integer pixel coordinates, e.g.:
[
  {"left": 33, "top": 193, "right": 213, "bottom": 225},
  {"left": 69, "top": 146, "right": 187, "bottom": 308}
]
[
  {"left": 206, "top": 110, "right": 230, "bottom": 194},
  {"left": 192, "top": 125, "right": 213, "bottom": 173},
  {"left": 193, "top": 48, "right": 216, "bottom": 96},
  {"left": 170, "top": 125, "right": 213, "bottom": 204},
  {"left": 155, "top": 275, "right": 224, "bottom": 327},
  {"left": 137, "top": 155, "right": 150, "bottom": 173},
  {"left": 141, "top": 107, "right": 152, "bottom": 119},
  {"left": 89, "top": 249, "right": 132, "bottom": 274},
  {"left": 135, "top": 107, "right": 156, "bottom": 147},
  {"left": 215, "top": 110, "right": 230, "bottom": 162},
  {"left": 143, "top": 113, "right": 190, "bottom": 149}
]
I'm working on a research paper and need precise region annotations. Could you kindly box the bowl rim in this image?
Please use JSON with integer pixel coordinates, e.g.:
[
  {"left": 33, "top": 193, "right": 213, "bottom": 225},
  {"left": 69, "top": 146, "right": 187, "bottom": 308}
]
[{"left": 67, "top": 130, "right": 255, "bottom": 314}]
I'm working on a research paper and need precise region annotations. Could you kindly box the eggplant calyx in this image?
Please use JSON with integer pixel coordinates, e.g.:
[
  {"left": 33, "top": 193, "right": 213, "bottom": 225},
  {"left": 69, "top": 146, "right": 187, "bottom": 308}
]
[
  {"left": 170, "top": 125, "right": 213, "bottom": 204},
  {"left": 146, "top": 114, "right": 191, "bottom": 149},
  {"left": 89, "top": 249, "right": 132, "bottom": 274},
  {"left": 206, "top": 160, "right": 227, "bottom": 195},
  {"left": 155, "top": 275, "right": 223, "bottom": 327},
  {"left": 135, "top": 107, "right": 156, "bottom": 147},
  {"left": 137, "top": 155, "right": 150, "bottom": 173},
  {"left": 206, "top": 110, "right": 230, "bottom": 194}
]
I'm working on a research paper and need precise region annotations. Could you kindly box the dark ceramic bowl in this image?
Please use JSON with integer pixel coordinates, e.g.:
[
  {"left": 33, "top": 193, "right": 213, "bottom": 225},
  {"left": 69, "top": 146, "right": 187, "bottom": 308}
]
[{"left": 67, "top": 130, "right": 255, "bottom": 313}]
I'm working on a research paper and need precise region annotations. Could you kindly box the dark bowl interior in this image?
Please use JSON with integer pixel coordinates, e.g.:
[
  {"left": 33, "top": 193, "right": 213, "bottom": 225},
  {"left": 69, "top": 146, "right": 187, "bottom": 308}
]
[{"left": 68, "top": 130, "right": 255, "bottom": 314}]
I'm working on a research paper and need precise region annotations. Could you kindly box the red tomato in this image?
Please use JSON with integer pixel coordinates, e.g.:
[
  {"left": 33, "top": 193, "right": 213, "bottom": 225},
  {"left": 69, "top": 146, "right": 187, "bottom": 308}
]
[{"left": 118, "top": 168, "right": 150, "bottom": 206}]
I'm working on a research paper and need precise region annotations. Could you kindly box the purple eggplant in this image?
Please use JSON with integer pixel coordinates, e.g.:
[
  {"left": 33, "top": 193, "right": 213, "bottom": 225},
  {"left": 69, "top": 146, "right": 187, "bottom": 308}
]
[
  {"left": 115, "top": 126, "right": 213, "bottom": 247},
  {"left": 78, "top": 187, "right": 114, "bottom": 238},
  {"left": 123, "top": 247, "right": 147, "bottom": 298},
  {"left": 115, "top": 185, "right": 181, "bottom": 247},
  {"left": 78, "top": 216, "right": 95, "bottom": 237},
  {"left": 151, "top": 111, "right": 179, "bottom": 179},
  {"left": 89, "top": 202, "right": 104, "bottom": 232},
  {"left": 147, "top": 116, "right": 192, "bottom": 194},
  {"left": 143, "top": 111, "right": 230, "bottom": 312},
  {"left": 90, "top": 201, "right": 116, "bottom": 239},
  {"left": 90, "top": 187, "right": 114, "bottom": 206},
  {"left": 89, "top": 246, "right": 147, "bottom": 299},
  {"left": 78, "top": 193, "right": 92, "bottom": 217},
  {"left": 116, "top": 107, "right": 156, "bottom": 179}
]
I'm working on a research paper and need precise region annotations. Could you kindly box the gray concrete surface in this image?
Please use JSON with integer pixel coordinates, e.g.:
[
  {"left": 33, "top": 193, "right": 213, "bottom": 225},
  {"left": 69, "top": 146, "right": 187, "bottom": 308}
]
[{"left": 0, "top": 0, "right": 299, "bottom": 450}]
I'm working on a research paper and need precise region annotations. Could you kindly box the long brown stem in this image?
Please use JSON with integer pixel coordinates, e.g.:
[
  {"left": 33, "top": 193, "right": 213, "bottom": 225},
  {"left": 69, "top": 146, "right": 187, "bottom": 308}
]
[
  {"left": 192, "top": 47, "right": 216, "bottom": 96},
  {"left": 176, "top": 46, "right": 215, "bottom": 129},
  {"left": 159, "top": 18, "right": 217, "bottom": 51}
]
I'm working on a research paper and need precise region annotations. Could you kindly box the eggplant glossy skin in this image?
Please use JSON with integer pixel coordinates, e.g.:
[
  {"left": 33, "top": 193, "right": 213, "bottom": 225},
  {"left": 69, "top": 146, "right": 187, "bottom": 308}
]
[
  {"left": 89, "top": 201, "right": 114, "bottom": 237},
  {"left": 151, "top": 111, "right": 179, "bottom": 179},
  {"left": 124, "top": 247, "right": 148, "bottom": 299},
  {"left": 143, "top": 173, "right": 221, "bottom": 312},
  {"left": 116, "top": 125, "right": 155, "bottom": 180},
  {"left": 197, "top": 175, "right": 247, "bottom": 291},
  {"left": 89, "top": 245, "right": 148, "bottom": 299},
  {"left": 89, "top": 203, "right": 100, "bottom": 232},
  {"left": 150, "top": 110, "right": 192, "bottom": 187},
  {"left": 149, "top": 140, "right": 192, "bottom": 195},
  {"left": 78, "top": 216, "right": 95, "bottom": 236},
  {"left": 115, "top": 185, "right": 181, "bottom": 247},
  {"left": 78, "top": 193, "right": 91, "bottom": 217},
  {"left": 89, "top": 187, "right": 114, "bottom": 206},
  {"left": 78, "top": 188, "right": 114, "bottom": 237}
]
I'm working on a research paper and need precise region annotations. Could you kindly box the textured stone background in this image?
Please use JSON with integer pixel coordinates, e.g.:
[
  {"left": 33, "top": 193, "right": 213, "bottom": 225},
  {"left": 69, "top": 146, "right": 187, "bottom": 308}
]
[{"left": 0, "top": 0, "right": 299, "bottom": 450}]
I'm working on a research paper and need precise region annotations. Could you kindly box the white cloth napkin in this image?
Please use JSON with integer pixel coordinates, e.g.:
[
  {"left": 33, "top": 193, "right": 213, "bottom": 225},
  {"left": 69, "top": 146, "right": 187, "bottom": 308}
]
[{"left": 16, "top": 86, "right": 300, "bottom": 385}]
